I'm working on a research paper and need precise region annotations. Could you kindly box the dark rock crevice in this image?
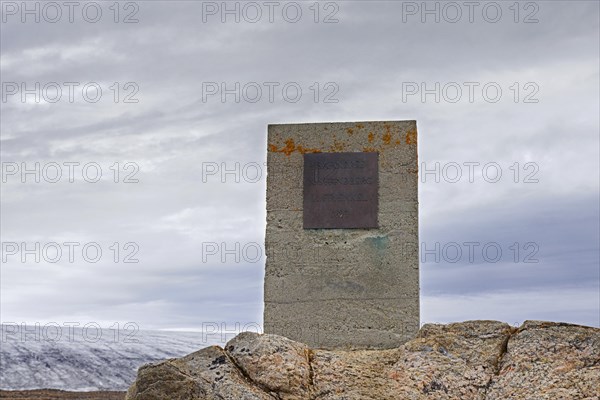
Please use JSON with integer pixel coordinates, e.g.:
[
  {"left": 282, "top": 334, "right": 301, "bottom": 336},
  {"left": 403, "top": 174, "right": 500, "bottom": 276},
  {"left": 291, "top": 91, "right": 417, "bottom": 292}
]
[
  {"left": 305, "top": 348, "right": 316, "bottom": 400},
  {"left": 492, "top": 326, "right": 517, "bottom": 375},
  {"left": 221, "top": 348, "right": 280, "bottom": 400}
]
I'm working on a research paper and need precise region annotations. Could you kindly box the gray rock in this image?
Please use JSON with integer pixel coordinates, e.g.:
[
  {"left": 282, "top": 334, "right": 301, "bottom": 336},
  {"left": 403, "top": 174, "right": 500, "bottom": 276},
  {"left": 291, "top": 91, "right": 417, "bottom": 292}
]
[{"left": 126, "top": 320, "right": 600, "bottom": 399}]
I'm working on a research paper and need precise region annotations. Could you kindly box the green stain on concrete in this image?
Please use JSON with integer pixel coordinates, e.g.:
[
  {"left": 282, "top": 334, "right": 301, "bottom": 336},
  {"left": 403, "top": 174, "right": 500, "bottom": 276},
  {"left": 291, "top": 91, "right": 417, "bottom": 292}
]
[{"left": 366, "top": 235, "right": 390, "bottom": 251}]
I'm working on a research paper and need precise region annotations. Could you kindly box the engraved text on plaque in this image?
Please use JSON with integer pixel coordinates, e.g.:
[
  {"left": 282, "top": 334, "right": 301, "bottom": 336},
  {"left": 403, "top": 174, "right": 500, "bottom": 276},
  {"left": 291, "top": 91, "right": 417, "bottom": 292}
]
[{"left": 303, "top": 152, "right": 378, "bottom": 229}]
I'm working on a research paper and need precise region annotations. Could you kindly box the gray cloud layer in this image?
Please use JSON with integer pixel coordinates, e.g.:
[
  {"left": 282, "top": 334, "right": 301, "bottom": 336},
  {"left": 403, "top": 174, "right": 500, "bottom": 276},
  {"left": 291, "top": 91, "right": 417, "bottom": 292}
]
[{"left": 1, "top": 1, "right": 598, "bottom": 330}]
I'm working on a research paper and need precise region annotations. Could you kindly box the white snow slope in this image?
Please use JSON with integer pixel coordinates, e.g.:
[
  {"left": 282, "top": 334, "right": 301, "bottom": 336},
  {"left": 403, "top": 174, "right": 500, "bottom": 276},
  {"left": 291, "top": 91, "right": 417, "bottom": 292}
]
[{"left": 0, "top": 324, "right": 225, "bottom": 391}]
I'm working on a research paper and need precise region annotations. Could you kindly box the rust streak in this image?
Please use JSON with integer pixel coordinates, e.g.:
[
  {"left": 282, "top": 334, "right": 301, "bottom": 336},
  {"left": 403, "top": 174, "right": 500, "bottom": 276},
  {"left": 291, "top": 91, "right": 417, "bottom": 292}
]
[{"left": 405, "top": 129, "right": 417, "bottom": 145}]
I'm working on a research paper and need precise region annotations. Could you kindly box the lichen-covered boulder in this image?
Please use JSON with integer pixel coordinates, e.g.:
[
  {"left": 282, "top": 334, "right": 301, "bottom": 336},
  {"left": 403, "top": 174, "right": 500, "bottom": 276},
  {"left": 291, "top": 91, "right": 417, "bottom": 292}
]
[
  {"left": 126, "top": 320, "right": 600, "bottom": 400},
  {"left": 486, "top": 321, "right": 600, "bottom": 400},
  {"left": 225, "top": 332, "right": 312, "bottom": 399},
  {"left": 126, "top": 345, "right": 272, "bottom": 400}
]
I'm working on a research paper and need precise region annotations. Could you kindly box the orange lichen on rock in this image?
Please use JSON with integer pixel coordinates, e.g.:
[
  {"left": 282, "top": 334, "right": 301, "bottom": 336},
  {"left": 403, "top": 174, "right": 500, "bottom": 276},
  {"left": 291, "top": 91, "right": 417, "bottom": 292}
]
[
  {"left": 356, "top": 123, "right": 364, "bottom": 129},
  {"left": 405, "top": 129, "right": 417, "bottom": 145},
  {"left": 382, "top": 124, "right": 394, "bottom": 145},
  {"left": 297, "top": 145, "right": 321, "bottom": 154},
  {"left": 346, "top": 128, "right": 354, "bottom": 135},
  {"left": 382, "top": 132, "right": 392, "bottom": 145},
  {"left": 330, "top": 140, "right": 347, "bottom": 152},
  {"left": 368, "top": 132, "right": 375, "bottom": 143},
  {"left": 281, "top": 138, "right": 296, "bottom": 155},
  {"left": 268, "top": 139, "right": 321, "bottom": 155}
]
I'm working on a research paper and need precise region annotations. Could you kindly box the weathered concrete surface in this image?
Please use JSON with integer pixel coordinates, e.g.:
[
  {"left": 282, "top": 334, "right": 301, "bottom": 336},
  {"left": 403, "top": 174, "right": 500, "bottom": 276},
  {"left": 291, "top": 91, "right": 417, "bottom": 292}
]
[
  {"left": 264, "top": 121, "right": 419, "bottom": 349},
  {"left": 125, "top": 320, "right": 600, "bottom": 400}
]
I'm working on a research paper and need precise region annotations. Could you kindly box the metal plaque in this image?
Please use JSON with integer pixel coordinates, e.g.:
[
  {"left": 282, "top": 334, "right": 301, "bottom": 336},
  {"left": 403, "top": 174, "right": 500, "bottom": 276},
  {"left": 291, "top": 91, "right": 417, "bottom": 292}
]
[{"left": 303, "top": 152, "right": 378, "bottom": 229}]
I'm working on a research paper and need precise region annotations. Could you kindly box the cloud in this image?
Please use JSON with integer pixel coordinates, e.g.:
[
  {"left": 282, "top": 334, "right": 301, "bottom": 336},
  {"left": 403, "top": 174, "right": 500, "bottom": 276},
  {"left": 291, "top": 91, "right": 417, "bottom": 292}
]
[{"left": 1, "top": 1, "right": 598, "bottom": 330}]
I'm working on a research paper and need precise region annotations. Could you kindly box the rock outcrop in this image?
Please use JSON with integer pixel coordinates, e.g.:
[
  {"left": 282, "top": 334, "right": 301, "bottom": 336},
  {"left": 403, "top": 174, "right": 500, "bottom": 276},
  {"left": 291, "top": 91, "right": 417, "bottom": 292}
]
[{"left": 126, "top": 320, "right": 599, "bottom": 400}]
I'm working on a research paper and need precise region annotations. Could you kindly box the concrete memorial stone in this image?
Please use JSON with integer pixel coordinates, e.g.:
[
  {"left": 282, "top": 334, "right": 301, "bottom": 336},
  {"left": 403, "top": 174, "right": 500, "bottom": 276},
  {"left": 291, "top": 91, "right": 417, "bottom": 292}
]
[{"left": 264, "top": 121, "right": 419, "bottom": 349}]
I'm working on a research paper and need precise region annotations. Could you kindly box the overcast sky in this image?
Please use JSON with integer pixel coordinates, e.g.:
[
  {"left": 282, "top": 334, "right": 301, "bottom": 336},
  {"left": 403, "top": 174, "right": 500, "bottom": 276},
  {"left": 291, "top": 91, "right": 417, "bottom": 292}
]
[{"left": 1, "top": 0, "right": 598, "bottom": 335}]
